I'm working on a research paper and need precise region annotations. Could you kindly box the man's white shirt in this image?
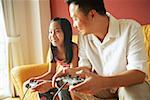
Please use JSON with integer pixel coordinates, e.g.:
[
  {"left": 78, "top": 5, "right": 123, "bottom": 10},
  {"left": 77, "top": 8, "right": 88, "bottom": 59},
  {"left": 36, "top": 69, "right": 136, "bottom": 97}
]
[{"left": 78, "top": 13, "right": 147, "bottom": 76}]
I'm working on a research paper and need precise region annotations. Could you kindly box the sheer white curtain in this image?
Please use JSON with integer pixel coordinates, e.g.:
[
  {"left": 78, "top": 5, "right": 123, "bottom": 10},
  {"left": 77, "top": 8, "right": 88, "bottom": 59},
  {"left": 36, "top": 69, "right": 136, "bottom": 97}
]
[
  {"left": 0, "top": 0, "right": 23, "bottom": 99},
  {"left": 0, "top": 0, "right": 10, "bottom": 99},
  {"left": 0, "top": 0, "right": 50, "bottom": 99},
  {"left": 2, "top": 0, "right": 23, "bottom": 65}
]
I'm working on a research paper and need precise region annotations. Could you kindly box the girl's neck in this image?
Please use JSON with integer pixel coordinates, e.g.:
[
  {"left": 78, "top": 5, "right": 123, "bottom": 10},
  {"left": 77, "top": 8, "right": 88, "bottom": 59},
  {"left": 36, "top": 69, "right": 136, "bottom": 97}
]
[
  {"left": 55, "top": 45, "right": 65, "bottom": 60},
  {"left": 57, "top": 45, "right": 64, "bottom": 52}
]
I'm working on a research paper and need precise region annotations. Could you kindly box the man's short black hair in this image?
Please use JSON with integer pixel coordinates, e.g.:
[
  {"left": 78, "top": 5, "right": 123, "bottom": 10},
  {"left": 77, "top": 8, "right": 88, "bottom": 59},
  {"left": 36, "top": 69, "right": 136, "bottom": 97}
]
[{"left": 65, "top": 0, "right": 106, "bottom": 16}]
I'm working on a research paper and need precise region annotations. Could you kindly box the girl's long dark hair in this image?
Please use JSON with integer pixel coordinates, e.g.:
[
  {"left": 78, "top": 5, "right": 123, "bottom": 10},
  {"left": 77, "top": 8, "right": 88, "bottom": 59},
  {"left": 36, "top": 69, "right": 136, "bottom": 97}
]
[{"left": 50, "top": 17, "right": 73, "bottom": 64}]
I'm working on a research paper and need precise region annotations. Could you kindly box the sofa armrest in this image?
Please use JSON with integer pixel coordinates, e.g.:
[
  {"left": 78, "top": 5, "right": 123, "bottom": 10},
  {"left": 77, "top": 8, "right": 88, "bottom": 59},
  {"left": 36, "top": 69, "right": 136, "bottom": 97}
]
[
  {"left": 11, "top": 63, "right": 49, "bottom": 99},
  {"left": 147, "top": 62, "right": 150, "bottom": 80}
]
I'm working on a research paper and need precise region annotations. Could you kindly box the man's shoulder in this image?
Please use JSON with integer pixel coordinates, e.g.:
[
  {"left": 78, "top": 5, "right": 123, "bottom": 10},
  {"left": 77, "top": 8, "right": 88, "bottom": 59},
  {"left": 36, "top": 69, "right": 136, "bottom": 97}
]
[
  {"left": 107, "top": 12, "right": 141, "bottom": 28},
  {"left": 108, "top": 13, "right": 142, "bottom": 36},
  {"left": 118, "top": 19, "right": 141, "bottom": 29}
]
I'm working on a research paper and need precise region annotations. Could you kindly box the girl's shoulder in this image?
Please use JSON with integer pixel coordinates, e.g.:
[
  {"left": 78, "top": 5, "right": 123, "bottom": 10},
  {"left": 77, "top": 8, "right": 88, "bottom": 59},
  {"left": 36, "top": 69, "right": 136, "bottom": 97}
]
[
  {"left": 72, "top": 42, "right": 78, "bottom": 53},
  {"left": 71, "top": 42, "right": 78, "bottom": 68},
  {"left": 72, "top": 42, "right": 78, "bottom": 48},
  {"left": 72, "top": 42, "right": 78, "bottom": 55}
]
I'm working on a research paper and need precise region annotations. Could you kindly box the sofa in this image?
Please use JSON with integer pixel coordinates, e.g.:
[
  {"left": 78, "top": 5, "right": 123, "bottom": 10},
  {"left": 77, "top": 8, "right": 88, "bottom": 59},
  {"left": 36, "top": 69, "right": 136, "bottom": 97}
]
[{"left": 11, "top": 25, "right": 150, "bottom": 100}]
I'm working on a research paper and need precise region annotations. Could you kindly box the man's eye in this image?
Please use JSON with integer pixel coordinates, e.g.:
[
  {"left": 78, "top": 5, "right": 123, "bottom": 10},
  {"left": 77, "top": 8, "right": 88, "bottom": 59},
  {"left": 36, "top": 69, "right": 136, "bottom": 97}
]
[
  {"left": 74, "top": 17, "right": 78, "bottom": 21},
  {"left": 73, "top": 18, "right": 77, "bottom": 21}
]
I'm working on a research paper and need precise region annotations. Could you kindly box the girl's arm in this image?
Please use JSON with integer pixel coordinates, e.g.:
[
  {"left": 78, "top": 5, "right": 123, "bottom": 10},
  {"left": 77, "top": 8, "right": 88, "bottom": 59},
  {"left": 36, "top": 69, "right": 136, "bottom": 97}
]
[{"left": 34, "top": 62, "right": 57, "bottom": 80}]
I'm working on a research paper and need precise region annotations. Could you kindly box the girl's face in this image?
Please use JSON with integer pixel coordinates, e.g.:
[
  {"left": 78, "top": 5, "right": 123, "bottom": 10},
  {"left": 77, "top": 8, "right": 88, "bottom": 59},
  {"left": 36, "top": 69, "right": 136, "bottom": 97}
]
[{"left": 48, "top": 21, "right": 64, "bottom": 47}]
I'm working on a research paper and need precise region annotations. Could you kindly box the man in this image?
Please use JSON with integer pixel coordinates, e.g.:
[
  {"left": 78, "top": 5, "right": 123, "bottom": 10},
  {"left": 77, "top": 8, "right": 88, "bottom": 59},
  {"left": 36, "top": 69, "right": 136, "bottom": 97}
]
[{"left": 53, "top": 0, "right": 150, "bottom": 100}]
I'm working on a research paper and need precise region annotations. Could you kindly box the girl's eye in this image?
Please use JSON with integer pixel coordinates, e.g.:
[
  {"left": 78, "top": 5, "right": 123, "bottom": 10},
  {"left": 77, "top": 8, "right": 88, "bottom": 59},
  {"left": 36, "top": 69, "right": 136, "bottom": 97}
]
[
  {"left": 55, "top": 30, "right": 60, "bottom": 33},
  {"left": 55, "top": 29, "right": 62, "bottom": 33},
  {"left": 49, "top": 31, "right": 52, "bottom": 34},
  {"left": 49, "top": 29, "right": 62, "bottom": 34}
]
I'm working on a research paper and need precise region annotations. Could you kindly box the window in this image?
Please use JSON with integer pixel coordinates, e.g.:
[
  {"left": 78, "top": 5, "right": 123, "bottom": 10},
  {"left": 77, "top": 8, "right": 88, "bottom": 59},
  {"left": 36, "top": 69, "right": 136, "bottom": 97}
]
[{"left": 0, "top": 0, "right": 11, "bottom": 99}]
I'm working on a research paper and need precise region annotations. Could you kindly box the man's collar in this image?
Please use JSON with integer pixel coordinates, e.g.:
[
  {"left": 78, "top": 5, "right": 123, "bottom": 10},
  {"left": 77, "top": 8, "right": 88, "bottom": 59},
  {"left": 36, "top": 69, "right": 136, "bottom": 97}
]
[{"left": 106, "top": 12, "right": 120, "bottom": 38}]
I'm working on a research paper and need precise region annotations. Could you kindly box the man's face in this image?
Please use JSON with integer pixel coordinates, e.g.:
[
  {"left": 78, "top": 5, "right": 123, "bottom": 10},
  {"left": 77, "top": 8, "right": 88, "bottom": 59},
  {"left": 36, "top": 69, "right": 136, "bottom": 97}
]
[{"left": 69, "top": 3, "right": 91, "bottom": 35}]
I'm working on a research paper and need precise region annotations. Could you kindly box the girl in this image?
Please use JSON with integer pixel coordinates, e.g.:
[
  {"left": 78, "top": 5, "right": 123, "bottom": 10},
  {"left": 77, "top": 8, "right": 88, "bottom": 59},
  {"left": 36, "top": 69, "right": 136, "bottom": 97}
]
[{"left": 26, "top": 17, "right": 78, "bottom": 100}]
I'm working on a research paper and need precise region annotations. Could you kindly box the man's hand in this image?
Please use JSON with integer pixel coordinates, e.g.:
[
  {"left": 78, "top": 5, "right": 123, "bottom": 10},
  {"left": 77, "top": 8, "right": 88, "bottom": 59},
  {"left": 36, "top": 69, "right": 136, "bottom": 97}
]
[
  {"left": 64, "top": 66, "right": 91, "bottom": 77},
  {"left": 52, "top": 67, "right": 91, "bottom": 87},
  {"left": 69, "top": 70, "right": 106, "bottom": 95}
]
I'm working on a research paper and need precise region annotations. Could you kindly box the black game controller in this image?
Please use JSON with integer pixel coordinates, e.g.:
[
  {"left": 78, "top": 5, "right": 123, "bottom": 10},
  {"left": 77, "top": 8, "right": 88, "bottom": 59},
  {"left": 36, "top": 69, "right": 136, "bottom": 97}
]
[
  {"left": 25, "top": 81, "right": 38, "bottom": 88},
  {"left": 56, "top": 75, "right": 84, "bottom": 86}
]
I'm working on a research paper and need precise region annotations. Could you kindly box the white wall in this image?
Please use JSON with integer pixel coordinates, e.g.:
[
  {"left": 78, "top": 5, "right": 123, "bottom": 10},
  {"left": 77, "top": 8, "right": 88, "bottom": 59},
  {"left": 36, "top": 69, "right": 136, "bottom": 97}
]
[{"left": 13, "top": 0, "right": 50, "bottom": 64}]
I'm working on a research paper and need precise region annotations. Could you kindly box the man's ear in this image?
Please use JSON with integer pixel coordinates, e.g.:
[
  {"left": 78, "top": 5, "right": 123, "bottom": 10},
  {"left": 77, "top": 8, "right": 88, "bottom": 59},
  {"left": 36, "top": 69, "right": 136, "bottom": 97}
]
[{"left": 88, "top": 10, "right": 96, "bottom": 20}]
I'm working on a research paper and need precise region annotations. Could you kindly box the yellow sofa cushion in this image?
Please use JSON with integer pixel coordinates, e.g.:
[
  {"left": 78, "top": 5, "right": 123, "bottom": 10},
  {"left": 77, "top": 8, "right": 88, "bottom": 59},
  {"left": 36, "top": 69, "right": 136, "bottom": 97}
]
[
  {"left": 11, "top": 63, "right": 49, "bottom": 99},
  {"left": 142, "top": 24, "right": 150, "bottom": 79}
]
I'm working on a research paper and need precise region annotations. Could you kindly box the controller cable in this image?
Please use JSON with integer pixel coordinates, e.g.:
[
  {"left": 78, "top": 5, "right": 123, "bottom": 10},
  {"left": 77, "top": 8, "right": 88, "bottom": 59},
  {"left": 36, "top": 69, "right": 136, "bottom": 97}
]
[
  {"left": 52, "top": 82, "right": 68, "bottom": 100},
  {"left": 22, "top": 85, "right": 30, "bottom": 100},
  {"left": 22, "top": 82, "right": 68, "bottom": 100}
]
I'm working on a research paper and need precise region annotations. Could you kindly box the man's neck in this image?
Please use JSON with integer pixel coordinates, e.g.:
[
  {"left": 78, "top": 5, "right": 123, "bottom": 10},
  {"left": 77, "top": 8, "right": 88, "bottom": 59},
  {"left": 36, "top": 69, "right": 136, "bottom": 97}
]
[{"left": 93, "top": 15, "right": 109, "bottom": 42}]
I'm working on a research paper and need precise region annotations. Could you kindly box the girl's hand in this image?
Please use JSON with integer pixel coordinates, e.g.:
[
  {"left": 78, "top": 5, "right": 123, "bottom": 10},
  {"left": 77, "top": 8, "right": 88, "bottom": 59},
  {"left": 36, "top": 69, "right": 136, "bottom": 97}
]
[
  {"left": 31, "top": 80, "right": 52, "bottom": 93},
  {"left": 52, "top": 68, "right": 68, "bottom": 87},
  {"left": 28, "top": 77, "right": 38, "bottom": 83}
]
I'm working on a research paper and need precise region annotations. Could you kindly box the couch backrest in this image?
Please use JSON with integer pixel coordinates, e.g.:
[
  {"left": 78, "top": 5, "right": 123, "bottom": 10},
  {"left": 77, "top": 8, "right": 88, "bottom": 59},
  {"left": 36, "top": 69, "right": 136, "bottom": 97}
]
[
  {"left": 143, "top": 25, "right": 150, "bottom": 62},
  {"left": 142, "top": 24, "right": 150, "bottom": 79}
]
